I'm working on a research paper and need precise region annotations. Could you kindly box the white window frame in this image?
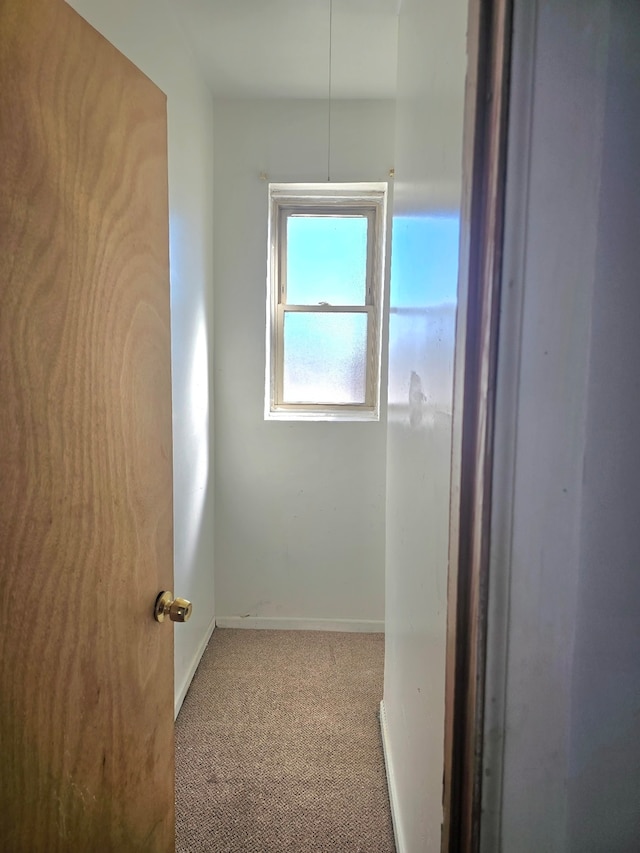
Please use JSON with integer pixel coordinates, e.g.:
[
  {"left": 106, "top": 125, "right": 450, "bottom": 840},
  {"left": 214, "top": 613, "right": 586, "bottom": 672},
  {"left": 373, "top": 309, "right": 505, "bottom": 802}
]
[{"left": 265, "top": 182, "right": 388, "bottom": 422}]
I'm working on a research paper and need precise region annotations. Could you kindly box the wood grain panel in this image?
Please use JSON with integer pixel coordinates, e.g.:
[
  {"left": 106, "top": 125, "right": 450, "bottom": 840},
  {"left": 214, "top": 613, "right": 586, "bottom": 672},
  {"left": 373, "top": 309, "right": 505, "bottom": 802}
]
[{"left": 0, "top": 1, "right": 174, "bottom": 849}]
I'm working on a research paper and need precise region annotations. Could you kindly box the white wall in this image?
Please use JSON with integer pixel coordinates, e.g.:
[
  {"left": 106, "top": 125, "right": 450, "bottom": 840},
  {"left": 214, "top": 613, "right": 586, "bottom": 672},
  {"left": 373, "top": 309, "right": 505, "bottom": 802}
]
[
  {"left": 212, "top": 98, "right": 394, "bottom": 628},
  {"left": 381, "top": 0, "right": 467, "bottom": 848},
  {"left": 66, "top": 0, "right": 216, "bottom": 714},
  {"left": 484, "top": 1, "right": 640, "bottom": 850}
]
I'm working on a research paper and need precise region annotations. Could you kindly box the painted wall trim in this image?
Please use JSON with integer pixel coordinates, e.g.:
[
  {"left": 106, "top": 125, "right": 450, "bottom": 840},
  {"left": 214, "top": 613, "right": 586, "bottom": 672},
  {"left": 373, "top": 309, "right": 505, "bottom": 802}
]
[
  {"left": 215, "top": 616, "right": 384, "bottom": 633},
  {"left": 174, "top": 615, "right": 216, "bottom": 719},
  {"left": 379, "top": 700, "right": 407, "bottom": 853}
]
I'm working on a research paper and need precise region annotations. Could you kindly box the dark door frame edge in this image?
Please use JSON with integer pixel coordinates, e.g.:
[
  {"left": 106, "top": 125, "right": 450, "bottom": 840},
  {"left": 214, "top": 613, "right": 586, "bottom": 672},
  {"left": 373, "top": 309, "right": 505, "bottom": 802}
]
[{"left": 442, "top": 0, "right": 514, "bottom": 851}]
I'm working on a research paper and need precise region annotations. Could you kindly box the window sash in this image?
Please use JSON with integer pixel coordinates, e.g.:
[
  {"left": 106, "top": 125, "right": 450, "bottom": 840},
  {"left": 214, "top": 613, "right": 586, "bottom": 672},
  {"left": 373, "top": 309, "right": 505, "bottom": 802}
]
[
  {"left": 278, "top": 207, "right": 377, "bottom": 308},
  {"left": 275, "top": 305, "right": 375, "bottom": 409}
]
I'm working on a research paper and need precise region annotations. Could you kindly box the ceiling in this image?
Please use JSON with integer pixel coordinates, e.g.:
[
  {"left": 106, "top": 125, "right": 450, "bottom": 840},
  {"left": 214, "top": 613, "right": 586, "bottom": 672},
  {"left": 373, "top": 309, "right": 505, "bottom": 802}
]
[{"left": 171, "top": 0, "right": 399, "bottom": 99}]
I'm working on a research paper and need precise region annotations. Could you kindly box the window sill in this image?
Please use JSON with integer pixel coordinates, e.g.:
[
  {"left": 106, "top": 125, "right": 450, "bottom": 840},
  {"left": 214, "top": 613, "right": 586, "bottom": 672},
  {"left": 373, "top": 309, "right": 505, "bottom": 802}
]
[{"left": 265, "top": 408, "right": 380, "bottom": 423}]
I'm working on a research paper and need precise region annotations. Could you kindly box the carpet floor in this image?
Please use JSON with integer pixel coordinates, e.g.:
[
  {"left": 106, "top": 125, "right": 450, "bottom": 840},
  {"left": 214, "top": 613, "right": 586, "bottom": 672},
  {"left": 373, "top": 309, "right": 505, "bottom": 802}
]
[{"left": 175, "top": 628, "right": 396, "bottom": 852}]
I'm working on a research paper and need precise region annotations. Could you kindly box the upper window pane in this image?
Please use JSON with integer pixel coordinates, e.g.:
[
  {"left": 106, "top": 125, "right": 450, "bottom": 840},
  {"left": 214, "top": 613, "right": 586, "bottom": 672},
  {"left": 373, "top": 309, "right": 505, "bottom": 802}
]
[{"left": 286, "top": 215, "right": 368, "bottom": 306}]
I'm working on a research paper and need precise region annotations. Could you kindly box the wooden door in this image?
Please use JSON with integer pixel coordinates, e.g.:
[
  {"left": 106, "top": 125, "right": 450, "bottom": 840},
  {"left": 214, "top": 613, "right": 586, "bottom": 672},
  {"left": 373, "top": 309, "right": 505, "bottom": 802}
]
[{"left": 0, "top": 1, "right": 175, "bottom": 850}]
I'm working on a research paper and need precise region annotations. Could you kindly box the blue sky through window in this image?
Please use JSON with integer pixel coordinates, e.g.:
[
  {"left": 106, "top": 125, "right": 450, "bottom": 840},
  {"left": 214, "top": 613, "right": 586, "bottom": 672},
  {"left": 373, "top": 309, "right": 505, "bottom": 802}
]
[
  {"left": 283, "top": 215, "right": 369, "bottom": 404},
  {"left": 286, "top": 215, "right": 368, "bottom": 305}
]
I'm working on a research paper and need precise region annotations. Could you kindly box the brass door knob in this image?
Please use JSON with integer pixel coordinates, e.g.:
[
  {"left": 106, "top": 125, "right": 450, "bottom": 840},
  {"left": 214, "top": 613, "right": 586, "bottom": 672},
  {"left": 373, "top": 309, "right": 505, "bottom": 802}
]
[{"left": 154, "top": 591, "right": 192, "bottom": 623}]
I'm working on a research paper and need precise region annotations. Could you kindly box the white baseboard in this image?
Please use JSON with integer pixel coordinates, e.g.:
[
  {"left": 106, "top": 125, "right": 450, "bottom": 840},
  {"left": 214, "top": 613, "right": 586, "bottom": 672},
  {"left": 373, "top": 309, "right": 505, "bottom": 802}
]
[
  {"left": 215, "top": 616, "right": 384, "bottom": 633},
  {"left": 174, "top": 614, "right": 216, "bottom": 719},
  {"left": 380, "top": 699, "right": 407, "bottom": 853}
]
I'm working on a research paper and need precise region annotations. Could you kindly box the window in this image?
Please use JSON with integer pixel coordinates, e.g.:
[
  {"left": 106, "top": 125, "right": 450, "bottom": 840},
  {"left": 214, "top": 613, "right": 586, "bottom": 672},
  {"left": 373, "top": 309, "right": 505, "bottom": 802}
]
[{"left": 266, "top": 183, "right": 388, "bottom": 421}]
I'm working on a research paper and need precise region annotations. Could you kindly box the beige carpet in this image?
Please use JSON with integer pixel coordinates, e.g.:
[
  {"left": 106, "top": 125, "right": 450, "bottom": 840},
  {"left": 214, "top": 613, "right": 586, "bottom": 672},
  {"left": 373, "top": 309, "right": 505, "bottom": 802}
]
[{"left": 175, "top": 629, "right": 396, "bottom": 852}]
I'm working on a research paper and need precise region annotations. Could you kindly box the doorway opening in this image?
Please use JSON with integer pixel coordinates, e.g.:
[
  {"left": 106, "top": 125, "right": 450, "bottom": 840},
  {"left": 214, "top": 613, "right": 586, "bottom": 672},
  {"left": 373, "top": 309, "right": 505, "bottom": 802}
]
[{"left": 53, "top": 0, "right": 511, "bottom": 850}]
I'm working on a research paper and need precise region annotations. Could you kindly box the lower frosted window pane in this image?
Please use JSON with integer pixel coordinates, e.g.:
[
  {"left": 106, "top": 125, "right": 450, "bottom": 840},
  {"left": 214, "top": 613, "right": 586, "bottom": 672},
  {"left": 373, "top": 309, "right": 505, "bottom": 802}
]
[{"left": 283, "top": 312, "right": 368, "bottom": 404}]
